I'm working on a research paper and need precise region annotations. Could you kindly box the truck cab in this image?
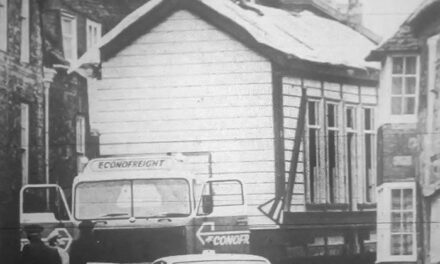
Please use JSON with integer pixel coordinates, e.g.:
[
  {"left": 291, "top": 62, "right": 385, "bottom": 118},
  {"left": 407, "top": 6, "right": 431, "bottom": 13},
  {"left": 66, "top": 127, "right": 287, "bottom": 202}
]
[{"left": 20, "top": 155, "right": 250, "bottom": 263}]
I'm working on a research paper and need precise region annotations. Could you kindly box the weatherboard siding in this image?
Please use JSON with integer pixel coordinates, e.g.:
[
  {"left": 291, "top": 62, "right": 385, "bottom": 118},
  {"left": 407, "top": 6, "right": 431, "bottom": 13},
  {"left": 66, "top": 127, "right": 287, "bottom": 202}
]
[
  {"left": 282, "top": 77, "right": 306, "bottom": 212},
  {"left": 90, "top": 10, "right": 275, "bottom": 225}
]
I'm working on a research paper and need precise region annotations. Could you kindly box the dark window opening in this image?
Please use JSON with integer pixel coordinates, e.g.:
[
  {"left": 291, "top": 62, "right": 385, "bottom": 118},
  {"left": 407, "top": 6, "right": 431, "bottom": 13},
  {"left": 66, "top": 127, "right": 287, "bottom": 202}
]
[
  {"left": 309, "top": 128, "right": 318, "bottom": 202},
  {"left": 365, "top": 134, "right": 374, "bottom": 202},
  {"left": 328, "top": 130, "right": 338, "bottom": 203}
]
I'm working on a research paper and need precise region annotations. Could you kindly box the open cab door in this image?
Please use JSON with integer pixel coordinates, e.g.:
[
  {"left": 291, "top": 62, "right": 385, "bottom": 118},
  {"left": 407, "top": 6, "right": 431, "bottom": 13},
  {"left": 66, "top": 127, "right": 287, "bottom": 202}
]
[
  {"left": 194, "top": 179, "right": 249, "bottom": 254},
  {"left": 20, "top": 184, "right": 76, "bottom": 251}
]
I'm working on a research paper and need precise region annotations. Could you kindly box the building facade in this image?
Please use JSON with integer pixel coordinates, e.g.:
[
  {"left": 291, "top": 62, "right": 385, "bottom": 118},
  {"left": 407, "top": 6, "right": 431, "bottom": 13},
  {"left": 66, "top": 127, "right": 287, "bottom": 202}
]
[
  {"left": 40, "top": 0, "right": 143, "bottom": 195},
  {"left": 0, "top": 0, "right": 130, "bottom": 262},
  {"left": 74, "top": 0, "right": 379, "bottom": 262},
  {"left": 366, "top": 0, "right": 440, "bottom": 263},
  {"left": 0, "top": 0, "right": 46, "bottom": 263}
]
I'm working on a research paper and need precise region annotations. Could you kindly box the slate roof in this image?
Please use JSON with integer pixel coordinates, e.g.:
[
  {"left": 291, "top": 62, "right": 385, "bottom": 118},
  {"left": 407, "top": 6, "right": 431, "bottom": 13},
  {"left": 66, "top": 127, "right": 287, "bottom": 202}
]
[
  {"left": 72, "top": 0, "right": 378, "bottom": 72},
  {"left": 365, "top": 25, "right": 420, "bottom": 61},
  {"left": 365, "top": 0, "right": 440, "bottom": 61},
  {"left": 57, "top": 0, "right": 146, "bottom": 33},
  {"left": 258, "top": 0, "right": 382, "bottom": 44},
  {"left": 43, "top": 0, "right": 145, "bottom": 67}
]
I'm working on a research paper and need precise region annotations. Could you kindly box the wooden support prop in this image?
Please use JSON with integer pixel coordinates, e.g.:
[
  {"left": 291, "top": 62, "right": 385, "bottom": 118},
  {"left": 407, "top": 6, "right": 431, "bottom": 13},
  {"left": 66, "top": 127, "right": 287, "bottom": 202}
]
[{"left": 283, "top": 87, "right": 307, "bottom": 212}]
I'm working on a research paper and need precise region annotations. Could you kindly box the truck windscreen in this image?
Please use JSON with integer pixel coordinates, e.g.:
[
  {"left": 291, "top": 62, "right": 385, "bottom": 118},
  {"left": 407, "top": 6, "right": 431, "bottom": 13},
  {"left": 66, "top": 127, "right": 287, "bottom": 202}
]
[{"left": 74, "top": 179, "right": 191, "bottom": 220}]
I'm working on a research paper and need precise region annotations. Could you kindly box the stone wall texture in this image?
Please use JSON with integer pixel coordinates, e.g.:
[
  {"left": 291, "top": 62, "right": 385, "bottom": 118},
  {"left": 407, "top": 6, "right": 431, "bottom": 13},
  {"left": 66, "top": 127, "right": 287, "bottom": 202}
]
[{"left": 0, "top": 1, "right": 45, "bottom": 263}]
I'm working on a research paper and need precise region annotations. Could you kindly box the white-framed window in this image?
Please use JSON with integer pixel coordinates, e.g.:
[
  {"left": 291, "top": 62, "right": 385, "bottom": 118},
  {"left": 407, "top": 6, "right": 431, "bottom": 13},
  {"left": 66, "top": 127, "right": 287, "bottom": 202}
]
[
  {"left": 20, "top": 0, "right": 30, "bottom": 62},
  {"left": 377, "top": 182, "right": 417, "bottom": 262},
  {"left": 363, "top": 107, "right": 376, "bottom": 203},
  {"left": 86, "top": 19, "right": 101, "bottom": 50},
  {"left": 305, "top": 99, "right": 349, "bottom": 205},
  {"left": 326, "top": 102, "right": 344, "bottom": 203},
  {"left": 0, "top": 0, "right": 7, "bottom": 51},
  {"left": 61, "top": 13, "right": 77, "bottom": 61},
  {"left": 304, "top": 83, "right": 378, "bottom": 207},
  {"left": 21, "top": 103, "right": 29, "bottom": 185},
  {"left": 76, "top": 115, "right": 85, "bottom": 154},
  {"left": 345, "top": 105, "right": 358, "bottom": 205},
  {"left": 306, "top": 99, "right": 322, "bottom": 203},
  {"left": 390, "top": 55, "right": 419, "bottom": 116}
]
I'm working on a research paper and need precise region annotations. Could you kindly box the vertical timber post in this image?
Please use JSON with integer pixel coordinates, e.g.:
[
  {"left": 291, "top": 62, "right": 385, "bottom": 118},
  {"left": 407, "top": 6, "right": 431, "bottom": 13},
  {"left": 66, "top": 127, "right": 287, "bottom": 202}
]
[{"left": 272, "top": 65, "right": 285, "bottom": 200}]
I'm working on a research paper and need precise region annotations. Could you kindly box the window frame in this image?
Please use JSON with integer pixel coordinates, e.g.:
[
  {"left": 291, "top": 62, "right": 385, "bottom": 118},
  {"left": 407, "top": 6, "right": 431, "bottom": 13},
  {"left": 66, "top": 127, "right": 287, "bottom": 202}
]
[
  {"left": 76, "top": 115, "right": 86, "bottom": 154},
  {"left": 362, "top": 107, "right": 376, "bottom": 204},
  {"left": 0, "top": 0, "right": 7, "bottom": 51},
  {"left": 325, "top": 100, "right": 344, "bottom": 204},
  {"left": 86, "top": 19, "right": 101, "bottom": 50},
  {"left": 377, "top": 181, "right": 417, "bottom": 262},
  {"left": 305, "top": 98, "right": 323, "bottom": 204},
  {"left": 21, "top": 103, "right": 29, "bottom": 185},
  {"left": 344, "top": 104, "right": 358, "bottom": 206},
  {"left": 388, "top": 55, "right": 419, "bottom": 119},
  {"left": 20, "top": 0, "right": 30, "bottom": 63},
  {"left": 61, "top": 12, "right": 77, "bottom": 62},
  {"left": 304, "top": 87, "right": 378, "bottom": 208}
]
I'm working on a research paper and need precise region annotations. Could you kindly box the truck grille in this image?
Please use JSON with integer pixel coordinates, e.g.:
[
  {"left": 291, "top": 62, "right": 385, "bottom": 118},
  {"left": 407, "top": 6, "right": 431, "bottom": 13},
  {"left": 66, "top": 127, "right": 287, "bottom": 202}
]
[{"left": 92, "top": 226, "right": 187, "bottom": 263}]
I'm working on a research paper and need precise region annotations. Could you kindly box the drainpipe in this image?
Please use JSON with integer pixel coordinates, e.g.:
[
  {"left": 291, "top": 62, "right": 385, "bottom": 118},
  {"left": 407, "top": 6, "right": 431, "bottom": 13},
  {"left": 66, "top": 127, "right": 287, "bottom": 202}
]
[{"left": 43, "top": 67, "right": 57, "bottom": 185}]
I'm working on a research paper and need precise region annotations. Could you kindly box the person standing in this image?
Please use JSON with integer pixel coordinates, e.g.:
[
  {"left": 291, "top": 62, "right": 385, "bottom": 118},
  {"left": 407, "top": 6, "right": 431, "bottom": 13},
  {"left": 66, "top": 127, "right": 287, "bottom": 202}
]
[
  {"left": 69, "top": 221, "right": 97, "bottom": 264},
  {"left": 21, "top": 224, "right": 61, "bottom": 264}
]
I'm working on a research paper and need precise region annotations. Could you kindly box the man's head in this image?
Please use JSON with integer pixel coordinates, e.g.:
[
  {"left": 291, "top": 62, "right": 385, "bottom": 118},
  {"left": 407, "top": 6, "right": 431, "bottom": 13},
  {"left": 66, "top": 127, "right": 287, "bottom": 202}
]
[{"left": 24, "top": 224, "right": 44, "bottom": 241}]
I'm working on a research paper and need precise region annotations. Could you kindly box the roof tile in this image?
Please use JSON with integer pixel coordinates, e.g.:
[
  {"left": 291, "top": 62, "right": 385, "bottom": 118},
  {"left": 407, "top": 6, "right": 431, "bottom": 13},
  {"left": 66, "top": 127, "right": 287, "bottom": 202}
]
[{"left": 366, "top": 25, "right": 419, "bottom": 61}]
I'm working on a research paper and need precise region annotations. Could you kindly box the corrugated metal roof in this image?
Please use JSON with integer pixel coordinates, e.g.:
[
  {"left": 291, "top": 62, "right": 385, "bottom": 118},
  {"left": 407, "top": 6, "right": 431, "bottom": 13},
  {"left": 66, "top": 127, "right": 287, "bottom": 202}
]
[
  {"left": 71, "top": 0, "right": 378, "bottom": 72},
  {"left": 202, "top": 0, "right": 378, "bottom": 68}
]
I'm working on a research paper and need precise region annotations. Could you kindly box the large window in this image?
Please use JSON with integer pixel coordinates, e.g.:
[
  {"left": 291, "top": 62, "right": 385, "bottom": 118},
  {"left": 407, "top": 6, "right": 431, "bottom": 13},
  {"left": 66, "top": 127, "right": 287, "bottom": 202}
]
[
  {"left": 306, "top": 99, "right": 375, "bottom": 206},
  {"left": 390, "top": 56, "right": 418, "bottom": 115},
  {"left": 377, "top": 182, "right": 417, "bottom": 262},
  {"left": 20, "top": 0, "right": 30, "bottom": 62},
  {"left": 61, "top": 13, "right": 77, "bottom": 61},
  {"left": 86, "top": 19, "right": 101, "bottom": 50},
  {"left": 0, "top": 0, "right": 7, "bottom": 51},
  {"left": 390, "top": 188, "right": 415, "bottom": 256}
]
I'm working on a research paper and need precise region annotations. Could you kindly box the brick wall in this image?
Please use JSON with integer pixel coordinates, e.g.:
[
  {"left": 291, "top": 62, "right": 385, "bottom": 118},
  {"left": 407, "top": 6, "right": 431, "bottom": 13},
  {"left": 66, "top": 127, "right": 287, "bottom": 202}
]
[{"left": 0, "top": 1, "right": 45, "bottom": 263}]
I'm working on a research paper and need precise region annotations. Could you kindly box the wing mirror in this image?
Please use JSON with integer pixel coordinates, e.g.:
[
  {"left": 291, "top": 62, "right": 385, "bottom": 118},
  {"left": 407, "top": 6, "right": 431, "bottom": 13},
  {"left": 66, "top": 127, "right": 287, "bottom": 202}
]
[{"left": 201, "top": 195, "right": 213, "bottom": 215}]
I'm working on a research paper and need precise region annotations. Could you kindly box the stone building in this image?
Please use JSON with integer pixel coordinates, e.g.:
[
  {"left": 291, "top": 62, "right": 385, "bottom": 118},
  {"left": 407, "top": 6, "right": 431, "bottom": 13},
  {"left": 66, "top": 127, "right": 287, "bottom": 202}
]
[
  {"left": 0, "top": 0, "right": 46, "bottom": 263},
  {"left": 1, "top": 0, "right": 139, "bottom": 262},
  {"left": 38, "top": 0, "right": 146, "bottom": 196},
  {"left": 366, "top": 0, "right": 440, "bottom": 263}
]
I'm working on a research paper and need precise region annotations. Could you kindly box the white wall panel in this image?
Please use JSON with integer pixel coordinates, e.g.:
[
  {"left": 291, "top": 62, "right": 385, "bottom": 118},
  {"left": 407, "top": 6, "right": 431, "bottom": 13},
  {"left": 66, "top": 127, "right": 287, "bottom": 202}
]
[
  {"left": 90, "top": 10, "right": 275, "bottom": 224},
  {"left": 282, "top": 78, "right": 306, "bottom": 212}
]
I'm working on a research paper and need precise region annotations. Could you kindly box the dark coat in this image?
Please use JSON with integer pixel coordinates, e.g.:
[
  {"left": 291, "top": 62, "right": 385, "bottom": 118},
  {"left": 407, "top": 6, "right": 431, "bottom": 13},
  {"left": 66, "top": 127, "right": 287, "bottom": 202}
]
[
  {"left": 69, "top": 236, "right": 98, "bottom": 264},
  {"left": 21, "top": 240, "right": 61, "bottom": 264}
]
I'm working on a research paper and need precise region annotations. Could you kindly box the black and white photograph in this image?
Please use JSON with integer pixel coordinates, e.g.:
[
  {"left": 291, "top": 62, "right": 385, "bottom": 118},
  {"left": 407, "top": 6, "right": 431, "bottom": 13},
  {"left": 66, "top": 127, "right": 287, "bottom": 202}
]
[{"left": 0, "top": 0, "right": 438, "bottom": 264}]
